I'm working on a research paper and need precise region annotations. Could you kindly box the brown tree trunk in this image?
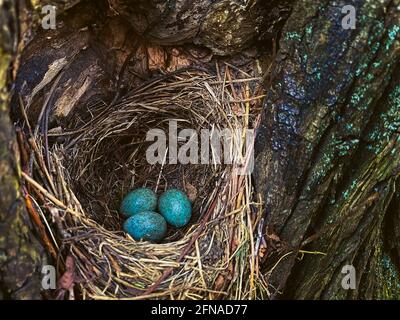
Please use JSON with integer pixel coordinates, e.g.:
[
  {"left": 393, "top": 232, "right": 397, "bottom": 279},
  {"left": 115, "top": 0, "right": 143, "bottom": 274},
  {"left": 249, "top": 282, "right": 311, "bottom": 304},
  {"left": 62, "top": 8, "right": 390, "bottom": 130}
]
[
  {"left": 0, "top": 0, "right": 45, "bottom": 299},
  {"left": 254, "top": 0, "right": 400, "bottom": 299}
]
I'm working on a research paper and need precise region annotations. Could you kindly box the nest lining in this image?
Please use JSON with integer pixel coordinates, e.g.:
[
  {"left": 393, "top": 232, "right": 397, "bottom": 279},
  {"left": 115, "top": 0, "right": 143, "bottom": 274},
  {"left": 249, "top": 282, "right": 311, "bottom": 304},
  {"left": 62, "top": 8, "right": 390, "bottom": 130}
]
[
  {"left": 66, "top": 73, "right": 226, "bottom": 238},
  {"left": 23, "top": 67, "right": 268, "bottom": 299}
]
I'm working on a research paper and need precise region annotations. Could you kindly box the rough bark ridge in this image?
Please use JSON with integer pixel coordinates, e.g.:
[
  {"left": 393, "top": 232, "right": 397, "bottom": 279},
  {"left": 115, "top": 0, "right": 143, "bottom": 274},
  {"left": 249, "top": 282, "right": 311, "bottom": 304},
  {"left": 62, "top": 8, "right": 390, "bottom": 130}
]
[
  {"left": 10, "top": 1, "right": 122, "bottom": 126},
  {"left": 108, "top": 0, "right": 293, "bottom": 55},
  {"left": 0, "top": 0, "right": 44, "bottom": 299},
  {"left": 254, "top": 0, "right": 400, "bottom": 299}
]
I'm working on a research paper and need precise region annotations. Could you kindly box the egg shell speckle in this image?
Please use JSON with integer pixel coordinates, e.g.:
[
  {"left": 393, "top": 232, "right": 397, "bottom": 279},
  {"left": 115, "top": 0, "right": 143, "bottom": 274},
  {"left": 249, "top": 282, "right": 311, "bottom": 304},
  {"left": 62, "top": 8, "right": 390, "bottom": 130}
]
[
  {"left": 120, "top": 188, "right": 157, "bottom": 217},
  {"left": 158, "top": 189, "right": 192, "bottom": 228},
  {"left": 123, "top": 211, "right": 167, "bottom": 242}
]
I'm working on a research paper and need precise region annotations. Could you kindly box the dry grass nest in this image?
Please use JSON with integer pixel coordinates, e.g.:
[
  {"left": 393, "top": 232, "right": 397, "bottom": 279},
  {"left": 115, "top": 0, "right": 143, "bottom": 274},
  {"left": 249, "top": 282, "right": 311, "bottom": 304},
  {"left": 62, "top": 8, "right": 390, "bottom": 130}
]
[{"left": 21, "top": 66, "right": 270, "bottom": 299}]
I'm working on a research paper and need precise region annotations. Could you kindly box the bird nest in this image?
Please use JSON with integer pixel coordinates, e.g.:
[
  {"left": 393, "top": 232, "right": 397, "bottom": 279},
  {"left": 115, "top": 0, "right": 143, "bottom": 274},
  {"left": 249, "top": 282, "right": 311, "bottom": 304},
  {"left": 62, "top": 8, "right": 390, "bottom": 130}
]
[{"left": 21, "top": 67, "right": 268, "bottom": 299}]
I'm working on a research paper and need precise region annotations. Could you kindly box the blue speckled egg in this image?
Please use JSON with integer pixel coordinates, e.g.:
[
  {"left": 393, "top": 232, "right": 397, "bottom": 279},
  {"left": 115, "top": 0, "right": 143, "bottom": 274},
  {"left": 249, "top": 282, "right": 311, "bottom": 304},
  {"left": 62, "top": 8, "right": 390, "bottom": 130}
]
[
  {"left": 158, "top": 189, "right": 192, "bottom": 228},
  {"left": 123, "top": 211, "right": 167, "bottom": 242},
  {"left": 120, "top": 188, "right": 157, "bottom": 217}
]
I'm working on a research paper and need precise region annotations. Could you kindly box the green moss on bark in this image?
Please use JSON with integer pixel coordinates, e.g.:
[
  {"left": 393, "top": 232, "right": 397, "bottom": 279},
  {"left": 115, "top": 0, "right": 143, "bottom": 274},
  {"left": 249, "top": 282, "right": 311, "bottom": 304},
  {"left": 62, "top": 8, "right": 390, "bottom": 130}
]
[{"left": 0, "top": 0, "right": 44, "bottom": 300}]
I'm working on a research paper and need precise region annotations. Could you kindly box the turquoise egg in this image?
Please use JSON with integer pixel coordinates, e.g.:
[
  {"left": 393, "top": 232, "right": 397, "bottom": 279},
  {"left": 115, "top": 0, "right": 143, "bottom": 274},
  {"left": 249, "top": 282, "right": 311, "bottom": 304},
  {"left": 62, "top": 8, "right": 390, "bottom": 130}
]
[
  {"left": 120, "top": 188, "right": 157, "bottom": 217},
  {"left": 158, "top": 189, "right": 192, "bottom": 228},
  {"left": 123, "top": 211, "right": 167, "bottom": 242}
]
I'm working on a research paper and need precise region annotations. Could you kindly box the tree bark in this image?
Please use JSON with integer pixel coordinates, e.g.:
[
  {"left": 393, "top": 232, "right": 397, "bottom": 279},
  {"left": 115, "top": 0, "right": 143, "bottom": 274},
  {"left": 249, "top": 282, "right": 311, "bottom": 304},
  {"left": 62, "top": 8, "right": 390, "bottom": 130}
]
[
  {"left": 254, "top": 0, "right": 400, "bottom": 299},
  {"left": 107, "top": 0, "right": 293, "bottom": 55},
  {"left": 0, "top": 0, "right": 44, "bottom": 299}
]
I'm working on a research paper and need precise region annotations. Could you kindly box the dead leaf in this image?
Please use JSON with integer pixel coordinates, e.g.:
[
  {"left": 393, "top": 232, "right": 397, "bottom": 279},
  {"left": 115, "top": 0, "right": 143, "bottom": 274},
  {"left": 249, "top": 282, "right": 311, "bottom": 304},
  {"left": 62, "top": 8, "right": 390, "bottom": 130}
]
[
  {"left": 267, "top": 232, "right": 281, "bottom": 242},
  {"left": 57, "top": 255, "right": 75, "bottom": 291},
  {"left": 214, "top": 274, "right": 225, "bottom": 291},
  {"left": 258, "top": 243, "right": 267, "bottom": 259},
  {"left": 184, "top": 182, "right": 197, "bottom": 202}
]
